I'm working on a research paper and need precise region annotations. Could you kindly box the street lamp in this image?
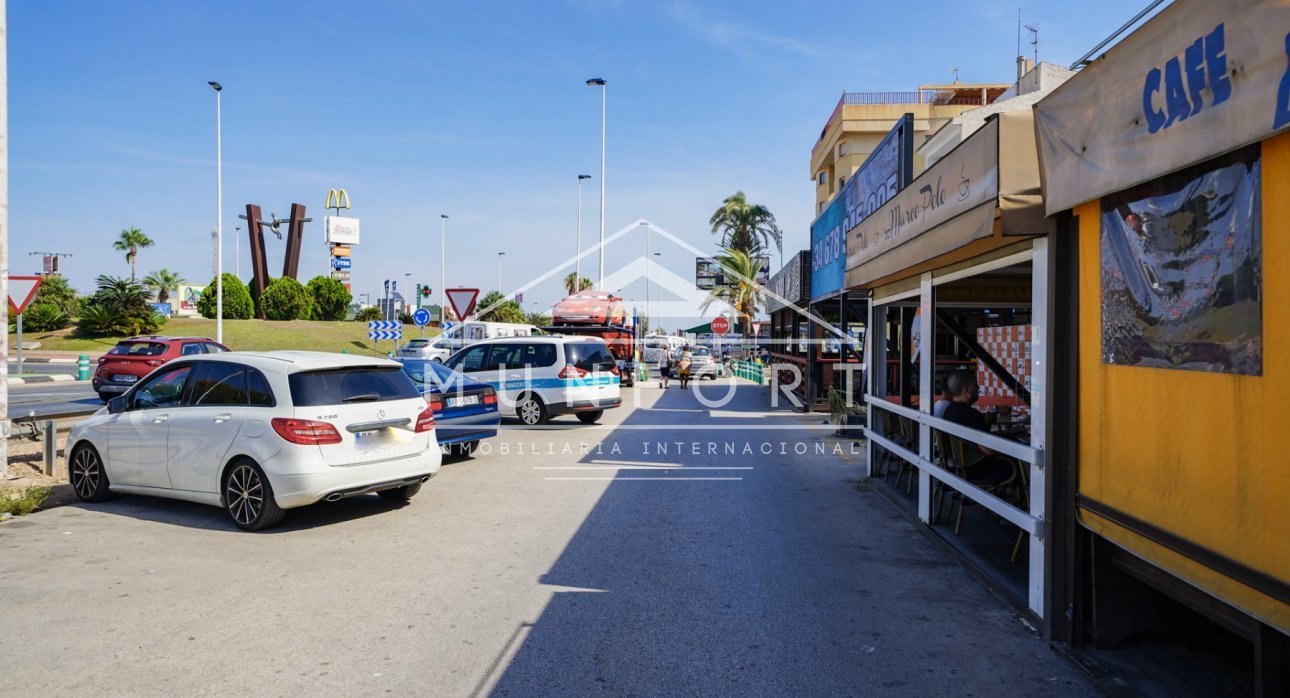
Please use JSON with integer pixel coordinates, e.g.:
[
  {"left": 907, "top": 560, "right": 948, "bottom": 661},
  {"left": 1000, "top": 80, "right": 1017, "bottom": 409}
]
[
  {"left": 440, "top": 214, "right": 449, "bottom": 320},
  {"left": 208, "top": 80, "right": 223, "bottom": 343},
  {"left": 651, "top": 251, "right": 662, "bottom": 331},
  {"left": 586, "top": 78, "right": 606, "bottom": 289},
  {"left": 577, "top": 174, "right": 591, "bottom": 288},
  {"left": 497, "top": 252, "right": 506, "bottom": 293}
]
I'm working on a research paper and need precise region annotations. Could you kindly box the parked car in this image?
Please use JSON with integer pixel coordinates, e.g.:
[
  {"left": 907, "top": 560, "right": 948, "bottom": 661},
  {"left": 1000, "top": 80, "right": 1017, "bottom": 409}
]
[
  {"left": 399, "top": 359, "right": 500, "bottom": 456},
  {"left": 67, "top": 352, "right": 442, "bottom": 531},
  {"left": 92, "top": 336, "right": 230, "bottom": 402},
  {"left": 679, "top": 346, "right": 719, "bottom": 380},
  {"left": 398, "top": 336, "right": 452, "bottom": 362},
  {"left": 442, "top": 335, "right": 621, "bottom": 426}
]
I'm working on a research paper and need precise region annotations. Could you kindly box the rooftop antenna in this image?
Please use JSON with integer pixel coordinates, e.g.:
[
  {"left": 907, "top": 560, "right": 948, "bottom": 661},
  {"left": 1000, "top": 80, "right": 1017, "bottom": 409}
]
[
  {"left": 950, "top": 66, "right": 960, "bottom": 84},
  {"left": 1026, "top": 23, "right": 1039, "bottom": 64}
]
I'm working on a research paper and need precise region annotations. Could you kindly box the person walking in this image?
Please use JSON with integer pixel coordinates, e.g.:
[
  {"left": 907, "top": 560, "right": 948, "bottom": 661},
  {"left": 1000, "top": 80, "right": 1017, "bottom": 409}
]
[
  {"left": 677, "top": 345, "right": 693, "bottom": 390},
  {"left": 658, "top": 347, "right": 673, "bottom": 389}
]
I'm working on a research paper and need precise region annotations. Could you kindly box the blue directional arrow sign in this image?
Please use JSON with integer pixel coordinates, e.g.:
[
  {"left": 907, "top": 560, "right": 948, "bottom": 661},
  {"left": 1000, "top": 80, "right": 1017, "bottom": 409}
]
[
  {"left": 412, "top": 308, "right": 431, "bottom": 327},
  {"left": 367, "top": 320, "right": 403, "bottom": 341}
]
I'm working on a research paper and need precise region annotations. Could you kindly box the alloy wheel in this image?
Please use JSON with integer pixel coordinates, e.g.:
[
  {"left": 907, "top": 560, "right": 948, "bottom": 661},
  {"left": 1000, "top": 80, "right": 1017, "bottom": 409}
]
[
  {"left": 519, "top": 398, "right": 541, "bottom": 425},
  {"left": 71, "top": 447, "right": 101, "bottom": 500},
  {"left": 226, "top": 464, "right": 264, "bottom": 526}
]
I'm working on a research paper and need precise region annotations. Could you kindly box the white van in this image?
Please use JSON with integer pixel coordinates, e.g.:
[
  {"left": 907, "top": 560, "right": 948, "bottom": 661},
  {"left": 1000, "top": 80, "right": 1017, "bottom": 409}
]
[
  {"left": 442, "top": 322, "right": 542, "bottom": 352},
  {"left": 442, "top": 335, "right": 621, "bottom": 425},
  {"left": 642, "top": 334, "right": 686, "bottom": 364}
]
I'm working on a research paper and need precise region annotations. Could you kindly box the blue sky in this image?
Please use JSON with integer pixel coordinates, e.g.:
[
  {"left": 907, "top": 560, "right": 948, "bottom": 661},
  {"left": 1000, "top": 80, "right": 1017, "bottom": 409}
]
[{"left": 9, "top": 0, "right": 1162, "bottom": 326}]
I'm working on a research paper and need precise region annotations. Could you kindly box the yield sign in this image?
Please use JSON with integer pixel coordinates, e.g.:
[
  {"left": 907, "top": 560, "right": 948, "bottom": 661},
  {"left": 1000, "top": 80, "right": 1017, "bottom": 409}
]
[
  {"left": 445, "top": 288, "right": 479, "bottom": 321},
  {"left": 7, "top": 275, "right": 43, "bottom": 315}
]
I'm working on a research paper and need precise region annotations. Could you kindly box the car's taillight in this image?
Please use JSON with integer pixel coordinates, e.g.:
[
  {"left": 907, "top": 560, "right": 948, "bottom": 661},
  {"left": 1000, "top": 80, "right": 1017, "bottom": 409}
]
[
  {"left": 557, "top": 364, "right": 588, "bottom": 379},
  {"left": 271, "top": 418, "right": 342, "bottom": 445},
  {"left": 97, "top": 357, "right": 107, "bottom": 364},
  {"left": 415, "top": 405, "right": 436, "bottom": 433},
  {"left": 482, "top": 387, "right": 498, "bottom": 405},
  {"left": 427, "top": 395, "right": 444, "bottom": 412}
]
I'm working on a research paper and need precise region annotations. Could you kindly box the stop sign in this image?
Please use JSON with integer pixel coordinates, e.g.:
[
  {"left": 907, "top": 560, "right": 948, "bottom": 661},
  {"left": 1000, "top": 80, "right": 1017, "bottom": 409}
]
[{"left": 711, "top": 316, "right": 730, "bottom": 335}]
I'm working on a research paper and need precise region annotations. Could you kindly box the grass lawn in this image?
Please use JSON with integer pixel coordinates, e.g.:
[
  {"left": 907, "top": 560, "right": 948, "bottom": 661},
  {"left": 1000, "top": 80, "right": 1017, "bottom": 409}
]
[{"left": 8, "top": 317, "right": 439, "bottom": 355}]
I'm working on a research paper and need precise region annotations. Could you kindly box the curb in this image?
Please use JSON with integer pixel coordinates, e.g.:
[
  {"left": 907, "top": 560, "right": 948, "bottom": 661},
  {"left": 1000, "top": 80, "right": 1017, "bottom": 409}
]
[{"left": 7, "top": 375, "right": 77, "bottom": 385}]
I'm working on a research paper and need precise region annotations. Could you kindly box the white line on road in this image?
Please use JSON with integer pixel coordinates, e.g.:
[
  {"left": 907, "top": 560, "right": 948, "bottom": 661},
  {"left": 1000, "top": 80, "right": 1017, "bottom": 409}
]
[
  {"left": 543, "top": 477, "right": 744, "bottom": 481},
  {"left": 535, "top": 466, "right": 754, "bottom": 470}
]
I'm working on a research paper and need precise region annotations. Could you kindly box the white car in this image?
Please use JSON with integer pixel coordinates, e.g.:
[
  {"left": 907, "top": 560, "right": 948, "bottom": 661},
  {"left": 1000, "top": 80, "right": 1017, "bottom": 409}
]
[
  {"left": 397, "top": 337, "right": 452, "bottom": 362},
  {"left": 66, "top": 351, "right": 442, "bottom": 531},
  {"left": 441, "top": 335, "right": 621, "bottom": 425}
]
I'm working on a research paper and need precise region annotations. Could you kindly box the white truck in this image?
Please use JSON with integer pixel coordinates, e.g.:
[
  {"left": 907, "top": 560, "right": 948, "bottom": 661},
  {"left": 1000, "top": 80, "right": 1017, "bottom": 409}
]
[{"left": 441, "top": 321, "right": 543, "bottom": 353}]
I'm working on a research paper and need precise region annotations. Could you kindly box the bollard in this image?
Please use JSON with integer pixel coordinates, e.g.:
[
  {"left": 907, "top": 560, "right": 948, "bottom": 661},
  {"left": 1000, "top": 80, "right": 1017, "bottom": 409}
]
[
  {"left": 342, "top": 348, "right": 349, "bottom": 354},
  {"left": 43, "top": 420, "right": 57, "bottom": 476},
  {"left": 78, "top": 355, "right": 90, "bottom": 381}
]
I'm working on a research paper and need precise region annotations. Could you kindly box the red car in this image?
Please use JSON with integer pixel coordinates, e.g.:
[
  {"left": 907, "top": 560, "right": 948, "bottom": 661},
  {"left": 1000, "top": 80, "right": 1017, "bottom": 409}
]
[
  {"left": 552, "top": 290, "right": 627, "bottom": 326},
  {"left": 92, "top": 336, "right": 231, "bottom": 402}
]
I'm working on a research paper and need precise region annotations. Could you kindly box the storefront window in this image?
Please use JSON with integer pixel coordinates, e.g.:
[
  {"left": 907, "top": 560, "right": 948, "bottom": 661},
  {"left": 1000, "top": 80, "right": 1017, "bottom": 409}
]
[{"left": 1100, "top": 145, "right": 1262, "bottom": 376}]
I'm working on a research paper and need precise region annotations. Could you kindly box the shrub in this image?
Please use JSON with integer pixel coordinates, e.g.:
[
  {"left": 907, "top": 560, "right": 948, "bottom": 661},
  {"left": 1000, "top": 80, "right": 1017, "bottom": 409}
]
[
  {"left": 305, "top": 276, "right": 352, "bottom": 321},
  {"left": 261, "top": 277, "right": 310, "bottom": 321},
  {"left": 77, "top": 275, "right": 166, "bottom": 337},
  {"left": 398, "top": 311, "right": 414, "bottom": 325},
  {"left": 22, "top": 303, "right": 71, "bottom": 332},
  {"left": 31, "top": 275, "right": 80, "bottom": 319},
  {"left": 249, "top": 276, "right": 272, "bottom": 318},
  {"left": 355, "top": 306, "right": 383, "bottom": 322},
  {"left": 196, "top": 274, "right": 253, "bottom": 320}
]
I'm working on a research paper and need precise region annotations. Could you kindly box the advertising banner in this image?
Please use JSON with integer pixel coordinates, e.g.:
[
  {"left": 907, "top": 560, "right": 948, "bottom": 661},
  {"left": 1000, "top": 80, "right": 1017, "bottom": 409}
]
[
  {"left": 811, "top": 115, "right": 913, "bottom": 301},
  {"left": 325, "top": 216, "right": 361, "bottom": 245},
  {"left": 847, "top": 119, "right": 1000, "bottom": 278},
  {"left": 1034, "top": 0, "right": 1290, "bottom": 214},
  {"left": 767, "top": 250, "right": 809, "bottom": 313}
]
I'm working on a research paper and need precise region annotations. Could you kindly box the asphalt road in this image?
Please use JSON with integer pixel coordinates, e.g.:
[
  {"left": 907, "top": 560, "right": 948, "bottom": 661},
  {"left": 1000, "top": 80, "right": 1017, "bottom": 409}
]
[
  {"left": 5, "top": 381, "right": 101, "bottom": 418},
  {"left": 0, "top": 381, "right": 1095, "bottom": 696},
  {"left": 7, "top": 361, "right": 80, "bottom": 376}
]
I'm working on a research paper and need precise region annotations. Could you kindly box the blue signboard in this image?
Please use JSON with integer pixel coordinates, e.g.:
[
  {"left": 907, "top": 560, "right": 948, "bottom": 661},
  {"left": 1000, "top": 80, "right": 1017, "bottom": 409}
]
[
  {"left": 332, "top": 257, "right": 352, "bottom": 270},
  {"left": 412, "top": 308, "right": 431, "bottom": 327},
  {"left": 810, "top": 114, "right": 914, "bottom": 301}
]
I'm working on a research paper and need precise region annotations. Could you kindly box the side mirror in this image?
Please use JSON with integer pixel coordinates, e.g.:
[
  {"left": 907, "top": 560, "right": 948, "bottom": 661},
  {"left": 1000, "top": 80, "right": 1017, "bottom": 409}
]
[{"left": 108, "top": 396, "right": 128, "bottom": 414}]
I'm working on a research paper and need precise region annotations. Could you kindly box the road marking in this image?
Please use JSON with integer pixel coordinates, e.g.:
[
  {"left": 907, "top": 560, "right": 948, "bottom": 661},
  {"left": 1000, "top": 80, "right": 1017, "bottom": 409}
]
[
  {"left": 543, "top": 477, "right": 743, "bottom": 481},
  {"left": 535, "top": 466, "right": 753, "bottom": 470}
]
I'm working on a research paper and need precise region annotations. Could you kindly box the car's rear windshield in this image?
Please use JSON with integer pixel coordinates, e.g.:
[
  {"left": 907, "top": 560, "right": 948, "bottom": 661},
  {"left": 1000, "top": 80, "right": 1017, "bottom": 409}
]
[
  {"left": 694, "top": 348, "right": 711, "bottom": 356},
  {"left": 288, "top": 367, "right": 421, "bottom": 406},
  {"left": 405, "top": 339, "right": 429, "bottom": 347},
  {"left": 564, "top": 343, "right": 616, "bottom": 371},
  {"left": 108, "top": 341, "right": 167, "bottom": 356}
]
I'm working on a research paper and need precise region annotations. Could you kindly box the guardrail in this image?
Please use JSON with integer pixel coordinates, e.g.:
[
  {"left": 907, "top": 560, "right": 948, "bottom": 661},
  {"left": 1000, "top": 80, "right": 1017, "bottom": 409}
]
[{"left": 9, "top": 406, "right": 99, "bottom": 478}]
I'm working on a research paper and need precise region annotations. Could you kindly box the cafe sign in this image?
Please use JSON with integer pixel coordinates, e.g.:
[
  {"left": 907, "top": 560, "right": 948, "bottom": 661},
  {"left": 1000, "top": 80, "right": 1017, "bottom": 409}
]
[
  {"left": 848, "top": 118, "right": 999, "bottom": 272},
  {"left": 1034, "top": 0, "right": 1290, "bottom": 214}
]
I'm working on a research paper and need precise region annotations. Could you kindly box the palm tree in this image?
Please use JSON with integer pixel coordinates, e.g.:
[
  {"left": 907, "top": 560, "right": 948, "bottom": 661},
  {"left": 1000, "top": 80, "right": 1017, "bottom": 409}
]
[
  {"left": 563, "top": 272, "right": 594, "bottom": 295},
  {"left": 709, "top": 191, "right": 782, "bottom": 257},
  {"left": 476, "top": 290, "right": 526, "bottom": 323},
  {"left": 113, "top": 228, "right": 155, "bottom": 282},
  {"left": 698, "top": 249, "right": 765, "bottom": 336},
  {"left": 142, "top": 269, "right": 186, "bottom": 303}
]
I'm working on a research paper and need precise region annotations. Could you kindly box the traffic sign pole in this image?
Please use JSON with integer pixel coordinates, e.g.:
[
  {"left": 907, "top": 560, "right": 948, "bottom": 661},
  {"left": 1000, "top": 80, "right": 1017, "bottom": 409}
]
[{"left": 15, "top": 312, "right": 22, "bottom": 376}]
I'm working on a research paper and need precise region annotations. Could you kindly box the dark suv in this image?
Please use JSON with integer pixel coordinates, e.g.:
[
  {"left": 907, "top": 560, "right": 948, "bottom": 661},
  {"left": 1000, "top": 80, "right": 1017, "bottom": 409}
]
[{"left": 92, "top": 336, "right": 231, "bottom": 401}]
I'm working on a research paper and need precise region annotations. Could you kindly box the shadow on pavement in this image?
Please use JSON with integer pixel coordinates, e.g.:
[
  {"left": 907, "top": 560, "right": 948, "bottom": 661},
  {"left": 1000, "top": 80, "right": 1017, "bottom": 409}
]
[{"left": 64, "top": 490, "right": 417, "bottom": 533}]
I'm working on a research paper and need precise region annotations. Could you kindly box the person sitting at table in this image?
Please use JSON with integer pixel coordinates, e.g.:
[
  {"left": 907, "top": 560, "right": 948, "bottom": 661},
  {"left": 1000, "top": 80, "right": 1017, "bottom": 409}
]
[
  {"left": 933, "top": 379, "right": 953, "bottom": 418},
  {"left": 942, "top": 369, "right": 1013, "bottom": 484}
]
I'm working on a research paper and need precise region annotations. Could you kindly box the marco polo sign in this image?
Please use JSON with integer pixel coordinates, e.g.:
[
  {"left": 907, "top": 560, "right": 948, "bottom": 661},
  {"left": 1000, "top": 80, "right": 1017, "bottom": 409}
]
[{"left": 1034, "top": 0, "right": 1290, "bottom": 214}]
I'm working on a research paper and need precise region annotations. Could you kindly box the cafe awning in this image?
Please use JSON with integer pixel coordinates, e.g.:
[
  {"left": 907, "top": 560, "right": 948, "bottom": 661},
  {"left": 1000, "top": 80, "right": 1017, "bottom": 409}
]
[{"left": 844, "top": 109, "right": 1045, "bottom": 289}]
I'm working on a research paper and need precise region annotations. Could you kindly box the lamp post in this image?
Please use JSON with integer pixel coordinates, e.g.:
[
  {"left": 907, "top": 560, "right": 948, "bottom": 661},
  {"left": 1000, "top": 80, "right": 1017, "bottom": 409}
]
[
  {"left": 497, "top": 252, "right": 506, "bottom": 293},
  {"left": 440, "top": 214, "right": 448, "bottom": 320},
  {"left": 234, "top": 226, "right": 241, "bottom": 278},
  {"left": 208, "top": 81, "right": 223, "bottom": 343},
  {"left": 577, "top": 174, "right": 591, "bottom": 288},
  {"left": 586, "top": 78, "right": 606, "bottom": 289},
  {"left": 651, "top": 251, "right": 661, "bottom": 331}
]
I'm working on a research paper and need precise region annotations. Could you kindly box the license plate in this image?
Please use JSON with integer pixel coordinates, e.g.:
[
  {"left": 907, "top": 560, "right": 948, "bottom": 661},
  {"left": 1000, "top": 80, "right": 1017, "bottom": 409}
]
[
  {"left": 446, "top": 395, "right": 480, "bottom": 408},
  {"left": 113, "top": 375, "right": 138, "bottom": 383},
  {"left": 355, "top": 429, "right": 379, "bottom": 439}
]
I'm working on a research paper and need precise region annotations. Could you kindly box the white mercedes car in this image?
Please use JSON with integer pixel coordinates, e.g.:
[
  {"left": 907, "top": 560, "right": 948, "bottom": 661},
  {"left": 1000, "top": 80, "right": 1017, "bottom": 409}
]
[{"left": 66, "top": 351, "right": 442, "bottom": 531}]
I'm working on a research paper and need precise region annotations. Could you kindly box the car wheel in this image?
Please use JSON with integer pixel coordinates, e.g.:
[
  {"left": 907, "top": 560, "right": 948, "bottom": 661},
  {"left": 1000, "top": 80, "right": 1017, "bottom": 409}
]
[
  {"left": 516, "top": 393, "right": 548, "bottom": 426},
  {"left": 377, "top": 482, "right": 422, "bottom": 501},
  {"left": 432, "top": 357, "right": 443, "bottom": 363},
  {"left": 223, "top": 459, "right": 285, "bottom": 532},
  {"left": 576, "top": 410, "right": 603, "bottom": 424},
  {"left": 70, "top": 443, "right": 113, "bottom": 503}
]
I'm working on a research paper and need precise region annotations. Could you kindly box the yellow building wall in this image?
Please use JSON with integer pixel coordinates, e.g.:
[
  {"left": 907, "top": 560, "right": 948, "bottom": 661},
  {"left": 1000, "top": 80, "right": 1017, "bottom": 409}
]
[{"left": 1076, "top": 132, "right": 1290, "bottom": 633}]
